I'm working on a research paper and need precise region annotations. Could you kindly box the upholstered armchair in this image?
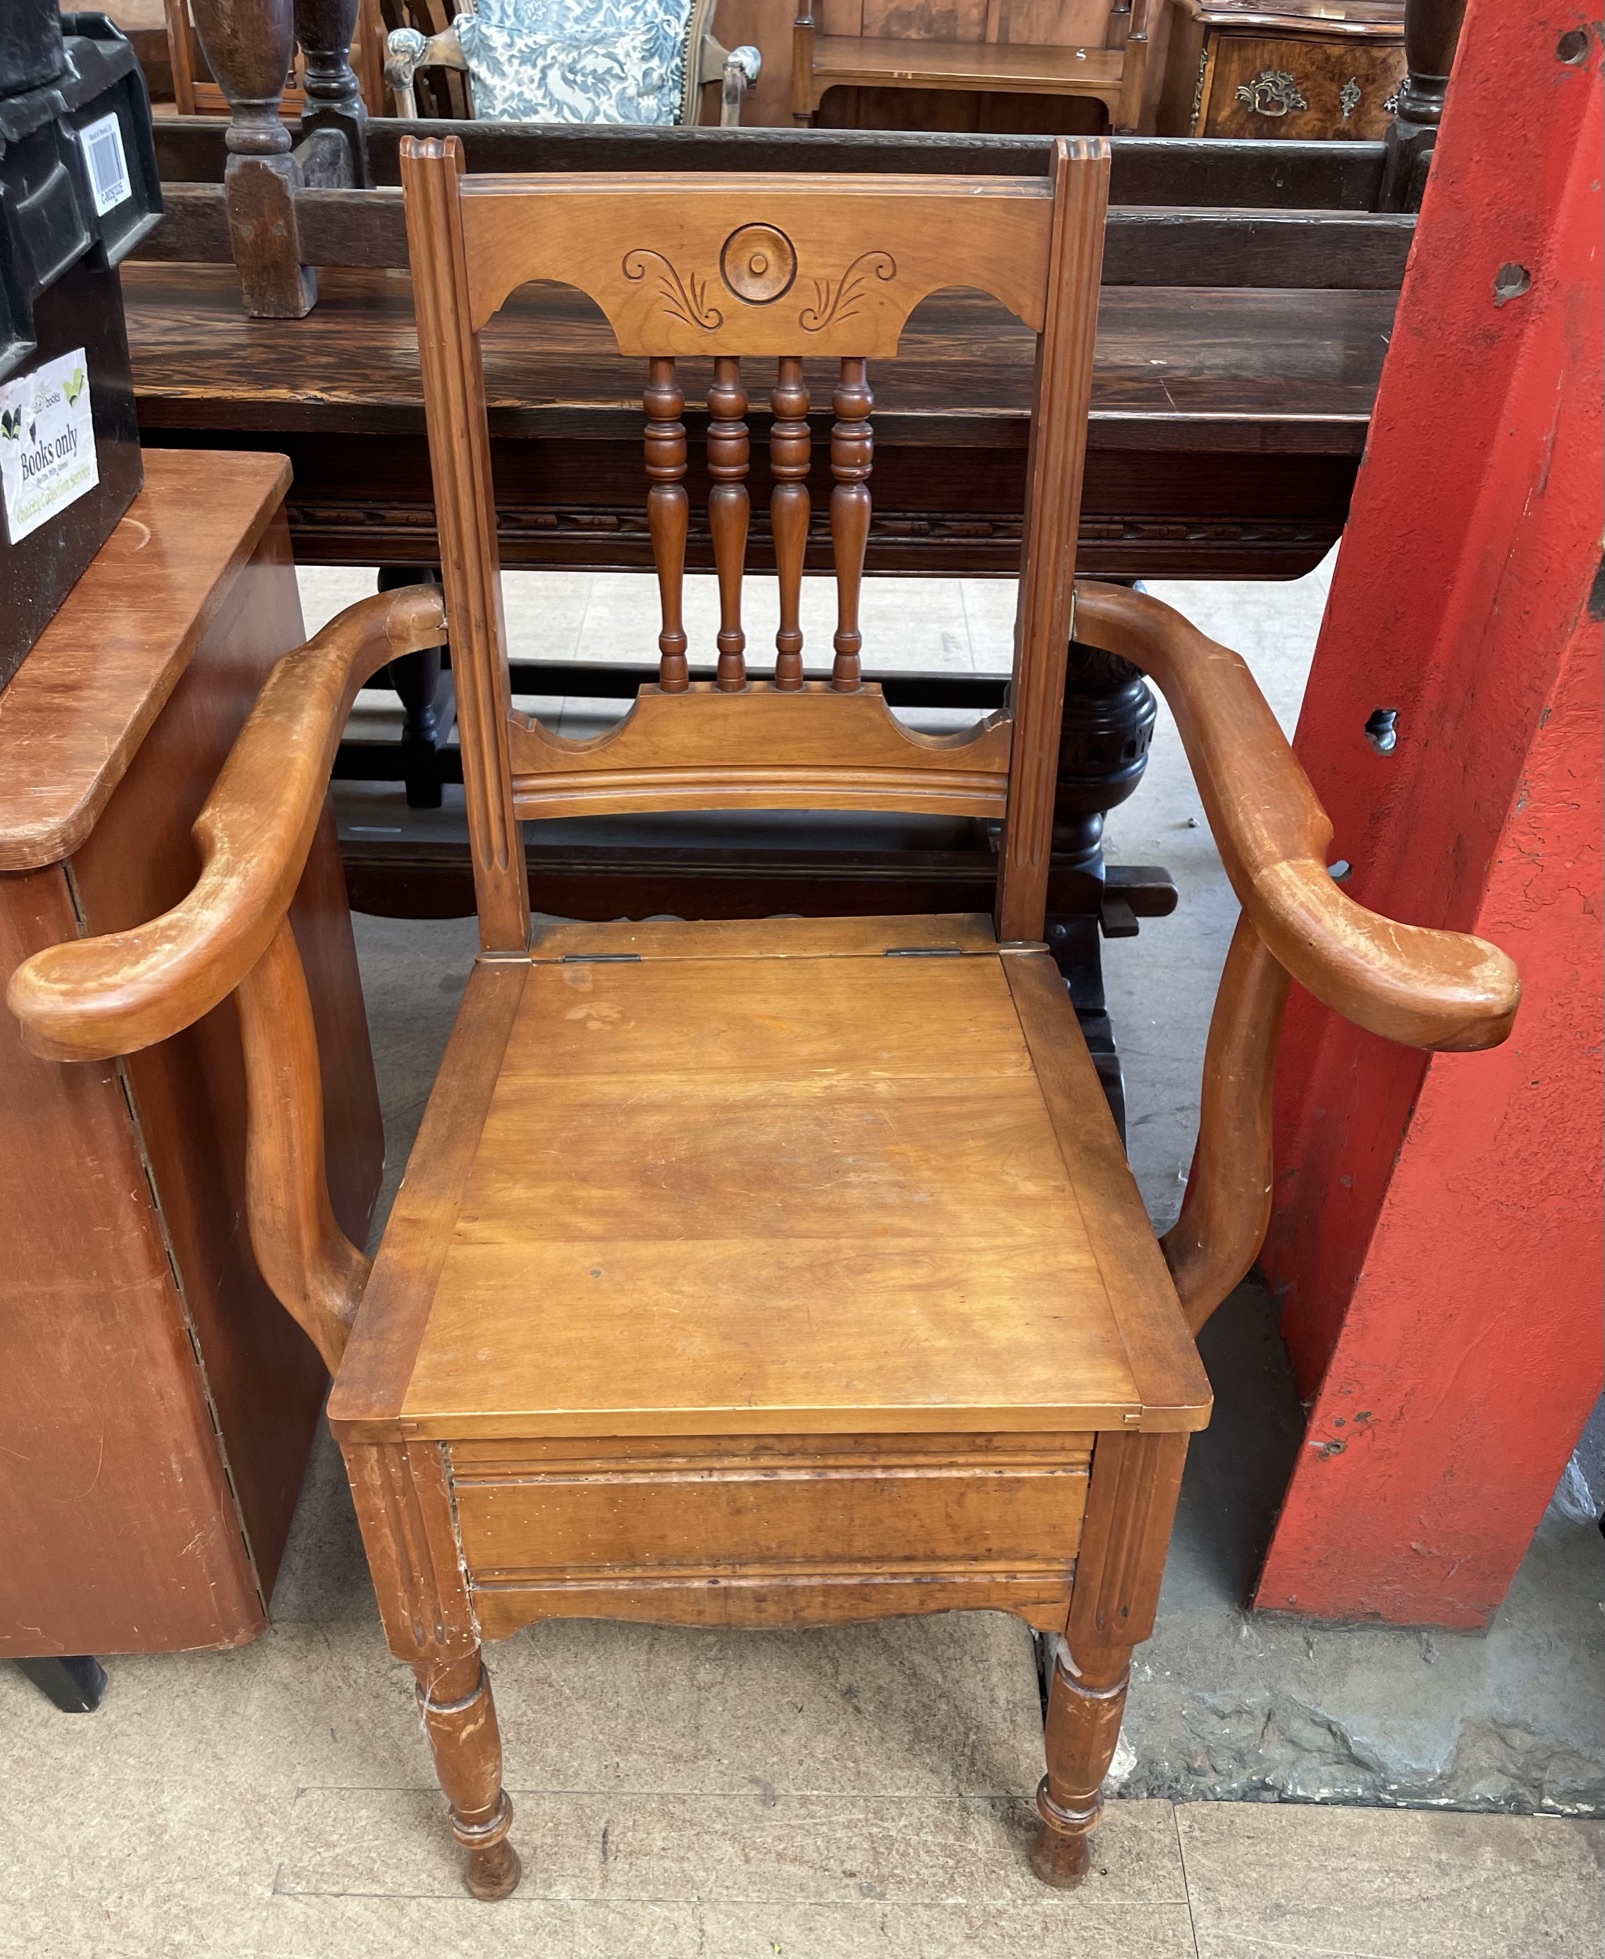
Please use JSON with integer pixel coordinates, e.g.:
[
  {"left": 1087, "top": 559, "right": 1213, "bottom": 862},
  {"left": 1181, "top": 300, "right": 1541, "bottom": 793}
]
[{"left": 386, "top": 0, "right": 761, "bottom": 125}]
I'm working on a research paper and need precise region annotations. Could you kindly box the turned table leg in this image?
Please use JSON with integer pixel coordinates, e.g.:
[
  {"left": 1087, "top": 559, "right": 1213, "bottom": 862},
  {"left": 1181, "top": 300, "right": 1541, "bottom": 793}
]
[
  {"left": 1049, "top": 632, "right": 1159, "bottom": 1140},
  {"left": 377, "top": 568, "right": 453, "bottom": 809}
]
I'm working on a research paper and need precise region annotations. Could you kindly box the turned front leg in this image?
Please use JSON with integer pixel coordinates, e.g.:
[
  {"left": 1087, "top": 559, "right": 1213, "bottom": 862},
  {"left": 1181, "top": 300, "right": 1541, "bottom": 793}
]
[
  {"left": 1031, "top": 1637, "right": 1130, "bottom": 1887},
  {"left": 415, "top": 1650, "right": 521, "bottom": 1901},
  {"left": 342, "top": 1442, "right": 523, "bottom": 1903},
  {"left": 1030, "top": 1429, "right": 1188, "bottom": 1889}
]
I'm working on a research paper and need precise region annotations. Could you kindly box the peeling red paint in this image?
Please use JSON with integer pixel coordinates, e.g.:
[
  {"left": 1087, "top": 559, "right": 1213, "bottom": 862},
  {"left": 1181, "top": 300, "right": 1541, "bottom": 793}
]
[{"left": 1255, "top": 0, "right": 1604, "bottom": 1629}]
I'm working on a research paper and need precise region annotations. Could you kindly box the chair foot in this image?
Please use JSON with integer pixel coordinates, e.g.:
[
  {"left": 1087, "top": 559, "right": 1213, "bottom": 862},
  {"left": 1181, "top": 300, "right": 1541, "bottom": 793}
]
[
  {"left": 463, "top": 1828, "right": 522, "bottom": 1901},
  {"left": 1029, "top": 1806, "right": 1093, "bottom": 1889}
]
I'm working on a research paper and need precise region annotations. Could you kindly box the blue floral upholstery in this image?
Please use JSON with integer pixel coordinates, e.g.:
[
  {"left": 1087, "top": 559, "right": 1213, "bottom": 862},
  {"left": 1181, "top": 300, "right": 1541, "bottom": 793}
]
[{"left": 453, "top": 0, "right": 700, "bottom": 124}]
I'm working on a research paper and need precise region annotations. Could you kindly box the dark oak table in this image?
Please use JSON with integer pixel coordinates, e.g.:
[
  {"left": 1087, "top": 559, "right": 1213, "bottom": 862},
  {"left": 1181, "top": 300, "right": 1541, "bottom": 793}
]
[{"left": 128, "top": 264, "right": 1394, "bottom": 581}]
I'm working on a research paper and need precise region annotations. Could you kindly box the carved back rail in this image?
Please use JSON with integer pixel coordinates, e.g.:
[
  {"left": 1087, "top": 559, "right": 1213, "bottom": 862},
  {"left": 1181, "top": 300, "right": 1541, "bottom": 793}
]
[{"left": 401, "top": 137, "right": 1110, "bottom": 952}]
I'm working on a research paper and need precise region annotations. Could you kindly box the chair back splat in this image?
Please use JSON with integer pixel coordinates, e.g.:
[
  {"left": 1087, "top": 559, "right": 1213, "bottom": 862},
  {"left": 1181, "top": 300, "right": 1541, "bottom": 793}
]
[{"left": 401, "top": 135, "right": 1110, "bottom": 953}]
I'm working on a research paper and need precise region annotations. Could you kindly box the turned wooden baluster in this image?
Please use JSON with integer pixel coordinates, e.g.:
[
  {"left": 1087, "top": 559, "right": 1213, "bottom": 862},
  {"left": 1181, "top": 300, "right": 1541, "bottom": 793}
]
[
  {"left": 708, "top": 358, "right": 750, "bottom": 691},
  {"left": 190, "top": 0, "right": 314, "bottom": 317},
  {"left": 644, "top": 359, "right": 690, "bottom": 693},
  {"left": 830, "top": 359, "right": 872, "bottom": 692},
  {"left": 294, "top": 0, "right": 370, "bottom": 187},
  {"left": 1378, "top": 0, "right": 1469, "bottom": 209},
  {"left": 770, "top": 357, "right": 811, "bottom": 691}
]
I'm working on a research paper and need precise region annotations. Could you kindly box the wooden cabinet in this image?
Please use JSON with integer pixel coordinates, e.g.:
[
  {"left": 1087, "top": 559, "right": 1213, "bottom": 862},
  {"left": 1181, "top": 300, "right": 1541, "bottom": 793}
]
[
  {"left": 0, "top": 451, "right": 383, "bottom": 1662},
  {"left": 1159, "top": 0, "right": 1406, "bottom": 138}
]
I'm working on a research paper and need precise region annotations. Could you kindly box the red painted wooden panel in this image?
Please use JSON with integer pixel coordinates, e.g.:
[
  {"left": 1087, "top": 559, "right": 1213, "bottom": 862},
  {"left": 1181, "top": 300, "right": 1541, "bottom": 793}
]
[{"left": 1256, "top": 0, "right": 1603, "bottom": 1627}]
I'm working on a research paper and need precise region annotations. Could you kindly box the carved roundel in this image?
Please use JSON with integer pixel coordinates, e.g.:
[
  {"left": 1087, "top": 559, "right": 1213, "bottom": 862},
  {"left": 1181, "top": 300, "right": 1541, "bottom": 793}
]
[{"left": 720, "top": 224, "right": 797, "bottom": 305}]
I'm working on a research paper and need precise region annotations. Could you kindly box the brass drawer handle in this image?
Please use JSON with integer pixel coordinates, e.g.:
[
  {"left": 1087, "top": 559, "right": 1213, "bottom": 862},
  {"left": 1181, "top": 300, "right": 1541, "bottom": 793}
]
[{"left": 1234, "top": 68, "right": 1308, "bottom": 116}]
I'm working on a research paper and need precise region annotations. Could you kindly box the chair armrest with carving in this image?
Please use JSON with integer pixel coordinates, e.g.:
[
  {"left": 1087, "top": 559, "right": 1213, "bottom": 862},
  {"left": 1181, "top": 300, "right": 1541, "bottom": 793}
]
[
  {"left": 710, "top": 39, "right": 762, "bottom": 126},
  {"left": 7, "top": 585, "right": 448, "bottom": 1370},
  {"left": 1072, "top": 580, "right": 1520, "bottom": 1331},
  {"left": 385, "top": 23, "right": 467, "bottom": 117}
]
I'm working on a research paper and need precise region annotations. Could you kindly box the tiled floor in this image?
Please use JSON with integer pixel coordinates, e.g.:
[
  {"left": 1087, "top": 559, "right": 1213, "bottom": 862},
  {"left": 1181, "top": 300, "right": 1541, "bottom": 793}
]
[
  {"left": 6, "top": 562, "right": 1599, "bottom": 1958},
  {"left": 4, "top": 1416, "right": 1600, "bottom": 1959}
]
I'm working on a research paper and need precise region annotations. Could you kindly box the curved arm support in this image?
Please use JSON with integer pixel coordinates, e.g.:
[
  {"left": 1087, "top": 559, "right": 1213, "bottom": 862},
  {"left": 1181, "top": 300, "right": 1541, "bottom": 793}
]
[
  {"left": 7, "top": 583, "right": 448, "bottom": 1065},
  {"left": 1072, "top": 581, "right": 1519, "bottom": 1052},
  {"left": 1160, "top": 914, "right": 1290, "bottom": 1332},
  {"left": 237, "top": 915, "right": 371, "bottom": 1371}
]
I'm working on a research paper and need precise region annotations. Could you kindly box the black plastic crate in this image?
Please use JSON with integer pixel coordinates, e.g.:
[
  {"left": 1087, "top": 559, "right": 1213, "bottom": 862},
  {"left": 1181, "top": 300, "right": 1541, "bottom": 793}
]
[{"left": 1, "top": 12, "right": 162, "bottom": 686}]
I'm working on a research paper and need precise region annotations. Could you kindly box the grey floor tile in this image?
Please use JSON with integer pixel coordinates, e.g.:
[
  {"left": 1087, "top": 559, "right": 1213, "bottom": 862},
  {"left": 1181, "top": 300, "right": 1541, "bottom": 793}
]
[
  {"left": 1177, "top": 1801, "right": 1605, "bottom": 1959},
  {"left": 275, "top": 1787, "right": 1184, "bottom": 1907},
  {"left": 576, "top": 570, "right": 717, "bottom": 665},
  {"left": 253, "top": 1891, "right": 705, "bottom": 1959},
  {"left": 0, "top": 1780, "right": 280, "bottom": 1959},
  {"left": 1141, "top": 569, "right": 1325, "bottom": 737},
  {"left": 487, "top": 1611, "right": 1047, "bottom": 1799},
  {"left": 295, "top": 564, "right": 375, "bottom": 637},
  {"left": 266, "top": 1425, "right": 372, "bottom": 1627},
  {"left": 697, "top": 1899, "right": 1200, "bottom": 1959},
  {"left": 0, "top": 1637, "right": 280, "bottom": 1792},
  {"left": 502, "top": 568, "right": 593, "bottom": 662},
  {"left": 856, "top": 578, "right": 976, "bottom": 671},
  {"left": 960, "top": 577, "right": 1019, "bottom": 674}
]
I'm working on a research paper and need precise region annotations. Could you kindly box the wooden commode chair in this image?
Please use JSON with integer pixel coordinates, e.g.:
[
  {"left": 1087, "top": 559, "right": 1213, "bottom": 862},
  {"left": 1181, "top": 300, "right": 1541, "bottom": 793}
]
[{"left": 7, "top": 135, "right": 1520, "bottom": 1899}]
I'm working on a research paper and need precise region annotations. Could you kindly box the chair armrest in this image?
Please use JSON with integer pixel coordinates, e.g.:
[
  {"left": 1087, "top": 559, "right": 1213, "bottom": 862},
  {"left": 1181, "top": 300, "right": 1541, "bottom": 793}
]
[
  {"left": 1072, "top": 581, "right": 1519, "bottom": 1052},
  {"left": 385, "top": 24, "right": 467, "bottom": 114},
  {"left": 8, "top": 584, "right": 447, "bottom": 1065}
]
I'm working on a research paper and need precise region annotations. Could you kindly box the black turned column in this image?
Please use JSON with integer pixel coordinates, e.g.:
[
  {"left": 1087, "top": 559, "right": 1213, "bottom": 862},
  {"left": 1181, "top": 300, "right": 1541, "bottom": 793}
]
[
  {"left": 294, "top": 0, "right": 371, "bottom": 187},
  {"left": 1047, "top": 634, "right": 1158, "bottom": 1144},
  {"left": 1378, "top": 0, "right": 1469, "bottom": 210},
  {"left": 376, "top": 568, "right": 454, "bottom": 810}
]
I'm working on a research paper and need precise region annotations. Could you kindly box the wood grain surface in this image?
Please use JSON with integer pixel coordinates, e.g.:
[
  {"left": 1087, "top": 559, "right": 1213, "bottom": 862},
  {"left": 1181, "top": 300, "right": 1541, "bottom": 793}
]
[
  {"left": 507, "top": 681, "right": 1012, "bottom": 822},
  {"left": 320, "top": 924, "right": 1212, "bottom": 1443},
  {"left": 125, "top": 264, "right": 1391, "bottom": 579},
  {"left": 459, "top": 172, "right": 1057, "bottom": 352},
  {"left": 1073, "top": 580, "right": 1520, "bottom": 1050},
  {"left": 1, "top": 469, "right": 383, "bottom": 1656},
  {"left": 0, "top": 452, "right": 289, "bottom": 870},
  {"left": 8, "top": 585, "right": 447, "bottom": 1063},
  {"left": 452, "top": 1430, "right": 1094, "bottom": 1634},
  {"left": 997, "top": 136, "right": 1107, "bottom": 941}
]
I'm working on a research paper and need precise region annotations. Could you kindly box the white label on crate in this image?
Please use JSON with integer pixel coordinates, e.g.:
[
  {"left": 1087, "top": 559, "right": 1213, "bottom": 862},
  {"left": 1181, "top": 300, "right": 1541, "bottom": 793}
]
[
  {"left": 80, "top": 112, "right": 132, "bottom": 217},
  {"left": 0, "top": 349, "right": 99, "bottom": 545}
]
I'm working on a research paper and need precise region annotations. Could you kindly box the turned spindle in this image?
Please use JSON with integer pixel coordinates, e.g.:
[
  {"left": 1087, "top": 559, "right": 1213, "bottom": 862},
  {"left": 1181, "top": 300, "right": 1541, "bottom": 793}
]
[
  {"left": 294, "top": 0, "right": 370, "bottom": 187},
  {"left": 190, "top": 0, "right": 314, "bottom": 317},
  {"left": 644, "top": 359, "right": 690, "bottom": 692},
  {"left": 770, "top": 357, "right": 811, "bottom": 691},
  {"left": 708, "top": 357, "right": 750, "bottom": 692},
  {"left": 829, "top": 358, "right": 873, "bottom": 692}
]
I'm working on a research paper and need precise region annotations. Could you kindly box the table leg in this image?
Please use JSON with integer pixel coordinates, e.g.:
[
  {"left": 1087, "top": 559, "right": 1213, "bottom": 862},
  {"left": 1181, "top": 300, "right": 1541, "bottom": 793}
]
[
  {"left": 1048, "top": 633, "right": 1158, "bottom": 1143},
  {"left": 376, "top": 568, "right": 454, "bottom": 810}
]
